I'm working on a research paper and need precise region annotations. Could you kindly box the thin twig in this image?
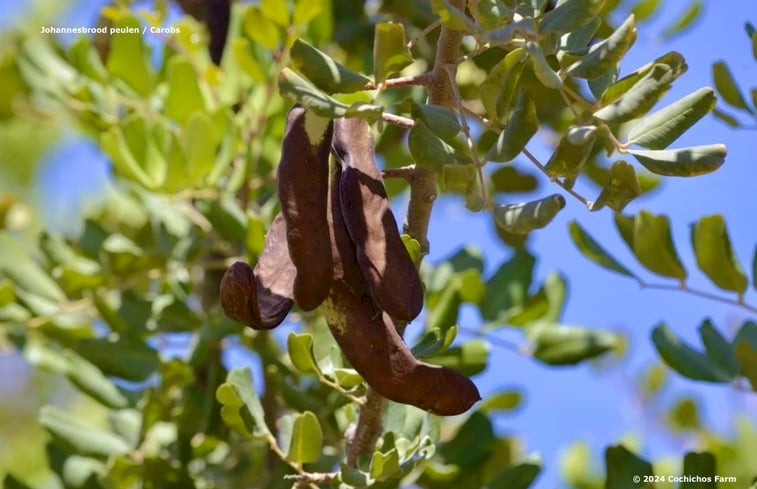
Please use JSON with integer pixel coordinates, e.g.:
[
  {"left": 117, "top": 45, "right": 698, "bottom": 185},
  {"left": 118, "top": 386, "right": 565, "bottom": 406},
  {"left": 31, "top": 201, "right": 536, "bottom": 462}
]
[
  {"left": 382, "top": 165, "right": 416, "bottom": 181},
  {"left": 639, "top": 282, "right": 757, "bottom": 314},
  {"left": 266, "top": 436, "right": 319, "bottom": 489},
  {"left": 366, "top": 73, "right": 433, "bottom": 90},
  {"left": 521, "top": 148, "right": 593, "bottom": 208},
  {"left": 316, "top": 373, "right": 366, "bottom": 406},
  {"left": 408, "top": 19, "right": 441, "bottom": 49},
  {"left": 561, "top": 83, "right": 595, "bottom": 112},
  {"left": 381, "top": 112, "right": 415, "bottom": 128},
  {"left": 558, "top": 88, "right": 582, "bottom": 121}
]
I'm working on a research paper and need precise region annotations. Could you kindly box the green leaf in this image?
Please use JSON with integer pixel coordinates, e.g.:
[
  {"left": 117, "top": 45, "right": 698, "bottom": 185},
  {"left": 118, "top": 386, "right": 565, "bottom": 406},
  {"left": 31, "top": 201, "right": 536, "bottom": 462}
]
[
  {"left": 594, "top": 63, "right": 675, "bottom": 122},
  {"left": 484, "top": 462, "right": 541, "bottom": 489},
  {"left": 413, "top": 103, "right": 461, "bottom": 140},
  {"left": 216, "top": 367, "right": 271, "bottom": 437},
  {"left": 631, "top": 210, "right": 686, "bottom": 280},
  {"left": 629, "top": 144, "right": 726, "bottom": 177},
  {"left": 373, "top": 22, "right": 412, "bottom": 83},
  {"left": 490, "top": 166, "right": 539, "bottom": 193},
  {"left": 408, "top": 119, "right": 468, "bottom": 171},
  {"left": 427, "top": 279, "right": 462, "bottom": 334},
  {"left": 662, "top": 0, "right": 702, "bottom": 40},
  {"left": 480, "top": 251, "right": 535, "bottom": 321},
  {"left": 232, "top": 38, "right": 265, "bottom": 82},
  {"left": 566, "top": 15, "right": 637, "bottom": 80},
  {"left": 753, "top": 244, "right": 757, "bottom": 289},
  {"left": 531, "top": 324, "right": 617, "bottom": 365},
  {"left": 0, "top": 233, "right": 65, "bottom": 302},
  {"left": 164, "top": 57, "right": 205, "bottom": 124},
  {"left": 538, "top": 0, "right": 604, "bottom": 34},
  {"left": 600, "top": 51, "right": 687, "bottom": 105},
  {"left": 544, "top": 125, "right": 597, "bottom": 186},
  {"left": 287, "top": 333, "right": 320, "bottom": 374},
  {"left": 243, "top": 6, "right": 280, "bottom": 50},
  {"left": 39, "top": 406, "right": 130, "bottom": 458},
  {"left": 294, "top": 0, "right": 324, "bottom": 25},
  {"left": 400, "top": 234, "right": 423, "bottom": 265},
  {"left": 278, "top": 67, "right": 349, "bottom": 117},
  {"left": 370, "top": 448, "right": 400, "bottom": 481},
  {"left": 711, "top": 107, "right": 741, "bottom": 128},
  {"left": 699, "top": 320, "right": 739, "bottom": 378},
  {"left": 411, "top": 326, "right": 458, "bottom": 358},
  {"left": 486, "top": 91, "right": 538, "bottom": 162},
  {"left": 631, "top": 0, "right": 662, "bottom": 22},
  {"left": 106, "top": 14, "right": 153, "bottom": 95},
  {"left": 67, "top": 36, "right": 108, "bottom": 82},
  {"left": 570, "top": 220, "right": 635, "bottom": 277},
  {"left": 287, "top": 411, "right": 323, "bottom": 464},
  {"left": 61, "top": 456, "right": 106, "bottom": 489},
  {"left": 3, "top": 474, "right": 35, "bottom": 489},
  {"left": 734, "top": 321, "right": 757, "bottom": 390},
  {"left": 183, "top": 112, "right": 218, "bottom": 185},
  {"left": 101, "top": 120, "right": 166, "bottom": 189},
  {"left": 595, "top": 160, "right": 641, "bottom": 212},
  {"left": 681, "top": 453, "right": 716, "bottom": 487},
  {"left": 340, "top": 463, "right": 375, "bottom": 487},
  {"left": 64, "top": 350, "right": 129, "bottom": 409},
  {"left": 290, "top": 38, "right": 371, "bottom": 94},
  {"left": 605, "top": 444, "right": 653, "bottom": 489},
  {"left": 526, "top": 41, "right": 563, "bottom": 89},
  {"left": 76, "top": 336, "right": 159, "bottom": 382},
  {"left": 0, "top": 279, "right": 14, "bottom": 307},
  {"left": 557, "top": 17, "right": 601, "bottom": 62},
  {"left": 690, "top": 214, "right": 747, "bottom": 294},
  {"left": 628, "top": 87, "right": 716, "bottom": 149},
  {"left": 478, "top": 391, "right": 522, "bottom": 413},
  {"left": 481, "top": 48, "right": 528, "bottom": 121},
  {"left": 652, "top": 323, "right": 734, "bottom": 382},
  {"left": 441, "top": 164, "right": 476, "bottom": 194},
  {"left": 261, "top": 0, "right": 289, "bottom": 26},
  {"left": 493, "top": 194, "right": 565, "bottom": 234},
  {"left": 712, "top": 60, "right": 752, "bottom": 113},
  {"left": 431, "top": 0, "right": 478, "bottom": 32},
  {"left": 426, "top": 339, "right": 489, "bottom": 375}
]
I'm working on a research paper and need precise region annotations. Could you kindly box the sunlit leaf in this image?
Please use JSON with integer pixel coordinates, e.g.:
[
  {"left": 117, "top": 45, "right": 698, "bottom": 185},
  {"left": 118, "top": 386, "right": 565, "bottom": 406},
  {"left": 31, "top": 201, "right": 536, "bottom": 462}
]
[
  {"left": 594, "top": 63, "right": 675, "bottom": 122},
  {"left": 0, "top": 233, "right": 65, "bottom": 302},
  {"left": 261, "top": 0, "right": 289, "bottom": 26},
  {"left": 530, "top": 324, "right": 617, "bottom": 365},
  {"left": 232, "top": 38, "right": 265, "bottom": 82},
  {"left": 662, "top": 0, "right": 702, "bottom": 40},
  {"left": 627, "top": 87, "right": 716, "bottom": 149},
  {"left": 594, "top": 160, "right": 641, "bottom": 212},
  {"left": 538, "top": 0, "right": 604, "bottom": 34},
  {"left": 486, "top": 91, "right": 538, "bottom": 162},
  {"left": 569, "top": 221, "right": 635, "bottom": 277},
  {"left": 631, "top": 0, "right": 662, "bottom": 22},
  {"left": 493, "top": 194, "right": 565, "bottom": 234},
  {"left": 629, "top": 144, "right": 726, "bottom": 177},
  {"left": 526, "top": 41, "right": 563, "bottom": 89},
  {"left": 712, "top": 60, "right": 752, "bottom": 113},
  {"left": 544, "top": 125, "right": 597, "bottom": 186},
  {"left": 216, "top": 367, "right": 271, "bottom": 437},
  {"left": 631, "top": 211, "right": 686, "bottom": 280},
  {"left": 287, "top": 333, "right": 320, "bottom": 374},
  {"left": 478, "top": 391, "right": 522, "bottom": 413},
  {"left": 426, "top": 339, "right": 489, "bottom": 375},
  {"left": 290, "top": 38, "right": 371, "bottom": 94},
  {"left": 690, "top": 214, "right": 747, "bottom": 294},
  {"left": 373, "top": 22, "right": 412, "bottom": 84},
  {"left": 243, "top": 6, "right": 280, "bottom": 51},
  {"left": 370, "top": 448, "right": 400, "bottom": 481},
  {"left": 39, "top": 406, "right": 130, "bottom": 458},
  {"left": 600, "top": 51, "right": 687, "bottom": 105},
  {"left": 106, "top": 14, "right": 153, "bottom": 95},
  {"left": 652, "top": 323, "right": 733, "bottom": 382},
  {"left": 413, "top": 103, "right": 461, "bottom": 140},
  {"left": 481, "top": 48, "right": 528, "bottom": 121},
  {"left": 431, "top": 0, "right": 478, "bottom": 32},
  {"left": 287, "top": 411, "right": 322, "bottom": 463},
  {"left": 566, "top": 15, "right": 637, "bottom": 80},
  {"left": 441, "top": 164, "right": 476, "bottom": 194},
  {"left": 294, "top": 0, "right": 324, "bottom": 25},
  {"left": 699, "top": 319, "right": 739, "bottom": 379},
  {"left": 165, "top": 57, "right": 205, "bottom": 124},
  {"left": 64, "top": 350, "right": 129, "bottom": 409}
]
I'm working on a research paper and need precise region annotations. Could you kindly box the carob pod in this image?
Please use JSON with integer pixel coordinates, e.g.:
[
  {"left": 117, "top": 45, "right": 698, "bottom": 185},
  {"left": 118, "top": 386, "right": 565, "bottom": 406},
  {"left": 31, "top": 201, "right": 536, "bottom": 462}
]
[
  {"left": 220, "top": 214, "right": 295, "bottom": 329},
  {"left": 277, "top": 105, "right": 335, "bottom": 311},
  {"left": 331, "top": 118, "right": 424, "bottom": 321},
  {"left": 324, "top": 161, "right": 480, "bottom": 416}
]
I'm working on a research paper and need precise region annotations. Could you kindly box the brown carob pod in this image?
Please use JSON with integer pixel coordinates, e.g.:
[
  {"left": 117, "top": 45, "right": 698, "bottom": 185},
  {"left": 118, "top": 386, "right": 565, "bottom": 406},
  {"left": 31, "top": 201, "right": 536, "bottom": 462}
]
[
  {"left": 325, "top": 162, "right": 479, "bottom": 415},
  {"left": 332, "top": 118, "right": 424, "bottom": 321},
  {"left": 220, "top": 214, "right": 295, "bottom": 329},
  {"left": 322, "top": 281, "right": 480, "bottom": 416},
  {"left": 277, "top": 105, "right": 335, "bottom": 311}
]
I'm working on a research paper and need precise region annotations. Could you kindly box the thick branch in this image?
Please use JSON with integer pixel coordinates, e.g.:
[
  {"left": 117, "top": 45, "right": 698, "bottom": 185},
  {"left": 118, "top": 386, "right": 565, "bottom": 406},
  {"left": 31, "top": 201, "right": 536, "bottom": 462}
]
[{"left": 345, "top": 388, "right": 388, "bottom": 466}]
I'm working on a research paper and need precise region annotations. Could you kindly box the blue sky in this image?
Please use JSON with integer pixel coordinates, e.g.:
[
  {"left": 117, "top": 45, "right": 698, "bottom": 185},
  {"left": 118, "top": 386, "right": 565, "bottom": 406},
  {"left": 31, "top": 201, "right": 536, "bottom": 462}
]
[{"left": 8, "top": 0, "right": 757, "bottom": 486}]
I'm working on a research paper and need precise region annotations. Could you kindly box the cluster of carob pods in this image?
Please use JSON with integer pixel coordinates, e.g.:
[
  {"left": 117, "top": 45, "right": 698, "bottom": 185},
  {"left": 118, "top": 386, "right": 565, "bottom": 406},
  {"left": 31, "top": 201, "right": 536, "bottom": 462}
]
[{"left": 220, "top": 105, "right": 480, "bottom": 416}]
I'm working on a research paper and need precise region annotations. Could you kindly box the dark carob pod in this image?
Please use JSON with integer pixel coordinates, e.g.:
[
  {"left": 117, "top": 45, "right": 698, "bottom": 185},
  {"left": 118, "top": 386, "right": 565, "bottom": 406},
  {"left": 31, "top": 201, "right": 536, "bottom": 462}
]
[
  {"left": 324, "top": 160, "right": 480, "bottom": 416},
  {"left": 220, "top": 214, "right": 295, "bottom": 329},
  {"left": 277, "top": 105, "right": 335, "bottom": 311},
  {"left": 331, "top": 118, "right": 423, "bottom": 321}
]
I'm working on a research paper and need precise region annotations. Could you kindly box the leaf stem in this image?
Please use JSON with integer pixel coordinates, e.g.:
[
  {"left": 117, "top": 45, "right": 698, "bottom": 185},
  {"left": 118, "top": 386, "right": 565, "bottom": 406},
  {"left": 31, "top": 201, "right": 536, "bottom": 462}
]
[
  {"left": 639, "top": 281, "right": 757, "bottom": 314},
  {"left": 382, "top": 165, "right": 416, "bottom": 181},
  {"left": 408, "top": 20, "right": 441, "bottom": 49},
  {"left": 367, "top": 73, "right": 433, "bottom": 90},
  {"left": 521, "top": 147, "right": 593, "bottom": 208}
]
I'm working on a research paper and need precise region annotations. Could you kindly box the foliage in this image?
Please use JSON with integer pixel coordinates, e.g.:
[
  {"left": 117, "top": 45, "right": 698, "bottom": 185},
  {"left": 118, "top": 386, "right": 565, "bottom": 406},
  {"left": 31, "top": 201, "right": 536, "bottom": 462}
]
[{"left": 0, "top": 0, "right": 755, "bottom": 488}]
